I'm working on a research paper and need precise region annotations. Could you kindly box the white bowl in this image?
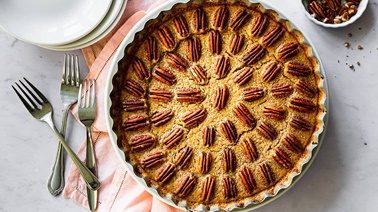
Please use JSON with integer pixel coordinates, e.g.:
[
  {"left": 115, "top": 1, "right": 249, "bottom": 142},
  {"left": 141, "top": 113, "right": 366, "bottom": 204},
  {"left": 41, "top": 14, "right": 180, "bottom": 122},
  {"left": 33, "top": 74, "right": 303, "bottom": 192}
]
[{"left": 300, "top": 0, "right": 369, "bottom": 28}]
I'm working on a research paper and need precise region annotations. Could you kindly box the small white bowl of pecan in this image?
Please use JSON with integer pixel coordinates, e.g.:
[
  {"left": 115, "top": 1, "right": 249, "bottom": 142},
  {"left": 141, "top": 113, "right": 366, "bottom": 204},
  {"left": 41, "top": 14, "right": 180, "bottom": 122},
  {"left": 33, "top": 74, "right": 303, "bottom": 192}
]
[{"left": 301, "top": 0, "right": 368, "bottom": 28}]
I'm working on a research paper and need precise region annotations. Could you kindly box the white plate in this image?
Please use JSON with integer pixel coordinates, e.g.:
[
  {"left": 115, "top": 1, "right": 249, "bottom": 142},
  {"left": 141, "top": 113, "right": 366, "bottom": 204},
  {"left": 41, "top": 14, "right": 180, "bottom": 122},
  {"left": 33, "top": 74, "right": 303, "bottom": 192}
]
[
  {"left": 40, "top": 0, "right": 127, "bottom": 51},
  {"left": 0, "top": 0, "right": 112, "bottom": 46}
]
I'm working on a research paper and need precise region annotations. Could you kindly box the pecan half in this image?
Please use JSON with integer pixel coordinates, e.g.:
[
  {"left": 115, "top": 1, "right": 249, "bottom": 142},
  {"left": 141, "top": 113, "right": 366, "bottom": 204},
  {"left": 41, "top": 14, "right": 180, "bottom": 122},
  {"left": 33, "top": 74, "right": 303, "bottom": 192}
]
[
  {"left": 222, "top": 176, "right": 237, "bottom": 199},
  {"left": 295, "top": 80, "right": 317, "bottom": 97},
  {"left": 132, "top": 58, "right": 149, "bottom": 81},
  {"left": 155, "top": 163, "right": 175, "bottom": 184},
  {"left": 193, "top": 8, "right": 207, "bottom": 33},
  {"left": 222, "top": 148, "right": 236, "bottom": 172},
  {"left": 209, "top": 30, "right": 222, "bottom": 54},
  {"left": 277, "top": 42, "right": 299, "bottom": 60},
  {"left": 198, "top": 152, "right": 212, "bottom": 174},
  {"left": 263, "top": 106, "right": 286, "bottom": 120},
  {"left": 283, "top": 133, "right": 303, "bottom": 153},
  {"left": 287, "top": 62, "right": 312, "bottom": 77},
  {"left": 327, "top": 0, "right": 341, "bottom": 11},
  {"left": 220, "top": 120, "right": 238, "bottom": 144},
  {"left": 173, "top": 15, "right": 190, "bottom": 38},
  {"left": 232, "top": 103, "right": 256, "bottom": 128},
  {"left": 230, "top": 8, "right": 250, "bottom": 31},
  {"left": 189, "top": 64, "right": 208, "bottom": 85},
  {"left": 161, "top": 127, "right": 184, "bottom": 149},
  {"left": 153, "top": 67, "right": 176, "bottom": 85},
  {"left": 289, "top": 97, "right": 316, "bottom": 113},
  {"left": 141, "top": 151, "right": 164, "bottom": 168},
  {"left": 213, "top": 85, "right": 229, "bottom": 111},
  {"left": 175, "top": 146, "right": 193, "bottom": 168},
  {"left": 151, "top": 109, "right": 174, "bottom": 127},
  {"left": 243, "top": 87, "right": 264, "bottom": 102},
  {"left": 175, "top": 174, "right": 196, "bottom": 197},
  {"left": 256, "top": 121, "right": 277, "bottom": 140},
  {"left": 290, "top": 115, "right": 312, "bottom": 131},
  {"left": 271, "top": 83, "right": 293, "bottom": 98},
  {"left": 214, "top": 55, "right": 230, "bottom": 79},
  {"left": 125, "top": 80, "right": 145, "bottom": 97},
  {"left": 213, "top": 7, "right": 229, "bottom": 30},
  {"left": 251, "top": 15, "right": 268, "bottom": 36},
  {"left": 243, "top": 44, "right": 265, "bottom": 65},
  {"left": 262, "top": 25, "right": 284, "bottom": 47},
  {"left": 201, "top": 175, "right": 215, "bottom": 202},
  {"left": 123, "top": 114, "right": 150, "bottom": 131},
  {"left": 229, "top": 34, "right": 244, "bottom": 54},
  {"left": 165, "top": 52, "right": 188, "bottom": 72},
  {"left": 273, "top": 147, "right": 292, "bottom": 169},
  {"left": 149, "top": 87, "right": 173, "bottom": 102},
  {"left": 203, "top": 126, "right": 215, "bottom": 146},
  {"left": 187, "top": 37, "right": 202, "bottom": 62},
  {"left": 262, "top": 62, "right": 281, "bottom": 82},
  {"left": 308, "top": 1, "right": 327, "bottom": 20},
  {"left": 238, "top": 166, "right": 257, "bottom": 193},
  {"left": 145, "top": 36, "right": 158, "bottom": 61},
  {"left": 157, "top": 26, "right": 175, "bottom": 49},
  {"left": 233, "top": 67, "right": 253, "bottom": 86},
  {"left": 129, "top": 134, "right": 155, "bottom": 152},
  {"left": 182, "top": 108, "right": 207, "bottom": 128},
  {"left": 176, "top": 88, "right": 204, "bottom": 103},
  {"left": 241, "top": 138, "right": 259, "bottom": 161},
  {"left": 122, "top": 99, "right": 147, "bottom": 112},
  {"left": 259, "top": 163, "right": 275, "bottom": 185}
]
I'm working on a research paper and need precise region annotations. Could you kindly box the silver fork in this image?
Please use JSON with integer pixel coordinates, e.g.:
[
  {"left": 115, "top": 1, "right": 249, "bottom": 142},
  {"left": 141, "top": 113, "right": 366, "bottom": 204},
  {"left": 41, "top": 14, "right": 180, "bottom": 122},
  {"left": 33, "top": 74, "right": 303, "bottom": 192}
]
[
  {"left": 78, "top": 79, "right": 98, "bottom": 211},
  {"left": 12, "top": 78, "right": 100, "bottom": 191},
  {"left": 47, "top": 54, "right": 81, "bottom": 196}
]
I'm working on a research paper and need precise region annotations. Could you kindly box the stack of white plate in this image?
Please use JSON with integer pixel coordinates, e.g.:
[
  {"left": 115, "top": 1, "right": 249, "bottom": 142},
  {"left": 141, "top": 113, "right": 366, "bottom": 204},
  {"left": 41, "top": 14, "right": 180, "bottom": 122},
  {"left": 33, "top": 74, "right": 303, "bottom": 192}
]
[{"left": 0, "top": 0, "right": 127, "bottom": 51}]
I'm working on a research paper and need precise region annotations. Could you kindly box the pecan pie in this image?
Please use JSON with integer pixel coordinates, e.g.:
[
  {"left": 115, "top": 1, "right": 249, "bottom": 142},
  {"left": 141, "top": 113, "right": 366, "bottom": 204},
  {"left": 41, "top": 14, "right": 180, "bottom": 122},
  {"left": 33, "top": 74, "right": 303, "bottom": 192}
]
[{"left": 109, "top": 0, "right": 326, "bottom": 210}]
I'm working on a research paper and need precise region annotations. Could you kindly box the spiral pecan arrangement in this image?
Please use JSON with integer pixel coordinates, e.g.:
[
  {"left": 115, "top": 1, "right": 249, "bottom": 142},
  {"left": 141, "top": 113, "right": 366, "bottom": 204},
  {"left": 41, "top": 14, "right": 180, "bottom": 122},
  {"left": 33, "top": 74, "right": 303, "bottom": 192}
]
[{"left": 111, "top": 0, "right": 325, "bottom": 210}]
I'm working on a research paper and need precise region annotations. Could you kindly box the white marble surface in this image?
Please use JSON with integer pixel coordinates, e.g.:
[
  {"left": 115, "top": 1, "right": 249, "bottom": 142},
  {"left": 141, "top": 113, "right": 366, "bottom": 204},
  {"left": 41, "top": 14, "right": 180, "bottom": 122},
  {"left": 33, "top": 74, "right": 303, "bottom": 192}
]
[{"left": 1, "top": 0, "right": 378, "bottom": 211}]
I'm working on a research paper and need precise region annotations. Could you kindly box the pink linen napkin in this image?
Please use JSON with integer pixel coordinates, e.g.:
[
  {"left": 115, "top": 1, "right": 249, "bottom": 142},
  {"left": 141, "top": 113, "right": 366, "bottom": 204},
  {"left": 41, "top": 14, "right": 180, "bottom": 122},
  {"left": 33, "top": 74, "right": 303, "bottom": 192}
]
[{"left": 62, "top": 1, "right": 183, "bottom": 211}]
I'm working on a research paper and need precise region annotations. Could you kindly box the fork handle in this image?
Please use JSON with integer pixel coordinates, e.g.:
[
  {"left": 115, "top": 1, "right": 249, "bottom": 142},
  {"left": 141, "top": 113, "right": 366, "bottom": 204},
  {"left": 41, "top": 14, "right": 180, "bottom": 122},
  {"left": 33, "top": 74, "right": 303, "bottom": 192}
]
[
  {"left": 86, "top": 127, "right": 98, "bottom": 211},
  {"left": 45, "top": 116, "right": 100, "bottom": 191},
  {"left": 47, "top": 106, "right": 70, "bottom": 196}
]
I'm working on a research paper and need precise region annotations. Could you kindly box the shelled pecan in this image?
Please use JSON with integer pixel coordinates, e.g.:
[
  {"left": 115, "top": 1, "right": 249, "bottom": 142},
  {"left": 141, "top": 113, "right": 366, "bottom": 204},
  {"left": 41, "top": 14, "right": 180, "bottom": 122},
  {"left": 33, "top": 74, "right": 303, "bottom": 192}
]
[
  {"left": 277, "top": 42, "right": 299, "bottom": 60},
  {"left": 193, "top": 8, "right": 207, "bottom": 33},
  {"left": 271, "top": 83, "right": 293, "bottom": 98},
  {"left": 129, "top": 134, "right": 155, "bottom": 152},
  {"left": 152, "top": 67, "right": 176, "bottom": 85},
  {"left": 151, "top": 109, "right": 174, "bottom": 127},
  {"left": 189, "top": 64, "right": 208, "bottom": 85},
  {"left": 132, "top": 58, "right": 149, "bottom": 81},
  {"left": 157, "top": 26, "right": 175, "bottom": 49},
  {"left": 222, "top": 148, "right": 236, "bottom": 172},
  {"left": 203, "top": 126, "right": 216, "bottom": 146},
  {"left": 263, "top": 106, "right": 286, "bottom": 120},
  {"left": 148, "top": 87, "right": 173, "bottom": 102},
  {"left": 289, "top": 97, "right": 316, "bottom": 113},
  {"left": 176, "top": 88, "right": 204, "bottom": 103},
  {"left": 282, "top": 133, "right": 303, "bottom": 153},
  {"left": 243, "top": 87, "right": 264, "bottom": 102},
  {"left": 242, "top": 44, "right": 265, "bottom": 65},
  {"left": 256, "top": 121, "right": 277, "bottom": 140},
  {"left": 200, "top": 175, "right": 215, "bottom": 201},
  {"left": 287, "top": 62, "right": 311, "bottom": 77},
  {"left": 155, "top": 163, "right": 175, "bottom": 184},
  {"left": 122, "top": 99, "right": 147, "bottom": 112},
  {"left": 273, "top": 147, "right": 292, "bottom": 169},
  {"left": 125, "top": 80, "right": 145, "bottom": 97},
  {"left": 173, "top": 15, "right": 190, "bottom": 38},
  {"left": 175, "top": 146, "right": 193, "bottom": 168},
  {"left": 290, "top": 115, "right": 312, "bottom": 131},
  {"left": 220, "top": 120, "right": 238, "bottom": 144},
  {"left": 182, "top": 108, "right": 207, "bottom": 128},
  {"left": 209, "top": 30, "right": 222, "bottom": 54},
  {"left": 233, "top": 67, "right": 253, "bottom": 86},
  {"left": 212, "top": 85, "right": 229, "bottom": 111},
  {"left": 161, "top": 127, "right": 184, "bottom": 149},
  {"left": 123, "top": 114, "right": 150, "bottom": 131},
  {"left": 230, "top": 8, "right": 250, "bottom": 31},
  {"left": 241, "top": 138, "right": 259, "bottom": 161},
  {"left": 222, "top": 176, "right": 237, "bottom": 199},
  {"left": 175, "top": 174, "right": 196, "bottom": 197},
  {"left": 238, "top": 166, "right": 257, "bottom": 193},
  {"left": 308, "top": 1, "right": 327, "bottom": 21},
  {"left": 214, "top": 55, "right": 230, "bottom": 79},
  {"left": 187, "top": 37, "right": 202, "bottom": 62},
  {"left": 251, "top": 15, "right": 268, "bottom": 36},
  {"left": 259, "top": 163, "right": 275, "bottom": 185},
  {"left": 165, "top": 52, "right": 188, "bottom": 72},
  {"left": 262, "top": 25, "right": 284, "bottom": 47},
  {"left": 232, "top": 103, "right": 256, "bottom": 128},
  {"left": 262, "top": 62, "right": 281, "bottom": 82},
  {"left": 144, "top": 36, "right": 158, "bottom": 61},
  {"left": 141, "top": 151, "right": 164, "bottom": 168},
  {"left": 295, "top": 80, "right": 317, "bottom": 97},
  {"left": 229, "top": 34, "right": 244, "bottom": 54},
  {"left": 213, "top": 7, "right": 229, "bottom": 30},
  {"left": 198, "top": 152, "right": 212, "bottom": 174}
]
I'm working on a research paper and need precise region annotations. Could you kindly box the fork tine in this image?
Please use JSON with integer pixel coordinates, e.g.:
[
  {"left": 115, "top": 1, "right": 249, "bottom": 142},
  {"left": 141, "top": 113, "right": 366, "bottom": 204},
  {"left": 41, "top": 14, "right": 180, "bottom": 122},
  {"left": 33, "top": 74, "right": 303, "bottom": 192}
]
[
  {"left": 12, "top": 85, "right": 34, "bottom": 112},
  {"left": 18, "top": 80, "right": 42, "bottom": 106},
  {"left": 62, "top": 54, "right": 67, "bottom": 84},
  {"left": 91, "top": 79, "right": 96, "bottom": 107},
  {"left": 78, "top": 80, "right": 83, "bottom": 108},
  {"left": 84, "top": 79, "right": 90, "bottom": 108},
  {"left": 23, "top": 77, "right": 49, "bottom": 103},
  {"left": 66, "top": 54, "right": 71, "bottom": 85},
  {"left": 70, "top": 55, "right": 75, "bottom": 86},
  {"left": 74, "top": 55, "right": 80, "bottom": 87}
]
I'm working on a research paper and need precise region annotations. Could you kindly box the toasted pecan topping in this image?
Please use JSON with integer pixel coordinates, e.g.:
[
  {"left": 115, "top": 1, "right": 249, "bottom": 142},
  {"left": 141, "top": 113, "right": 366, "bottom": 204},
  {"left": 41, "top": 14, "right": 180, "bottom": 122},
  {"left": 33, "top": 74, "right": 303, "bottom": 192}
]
[
  {"left": 222, "top": 148, "right": 236, "bottom": 172},
  {"left": 165, "top": 52, "right": 188, "bottom": 72},
  {"left": 149, "top": 87, "right": 173, "bottom": 102},
  {"left": 289, "top": 97, "right": 316, "bottom": 113},
  {"left": 175, "top": 174, "right": 196, "bottom": 197},
  {"left": 229, "top": 34, "right": 244, "bottom": 54},
  {"left": 233, "top": 67, "right": 253, "bottom": 86},
  {"left": 199, "top": 152, "right": 212, "bottom": 174},
  {"left": 132, "top": 58, "right": 149, "bottom": 81},
  {"left": 251, "top": 15, "right": 268, "bottom": 36},
  {"left": 189, "top": 64, "right": 208, "bottom": 85},
  {"left": 129, "top": 134, "right": 155, "bottom": 152},
  {"left": 256, "top": 121, "right": 277, "bottom": 140},
  {"left": 141, "top": 151, "right": 164, "bottom": 168},
  {"left": 262, "top": 62, "right": 281, "bottom": 82},
  {"left": 230, "top": 8, "right": 250, "bottom": 31},
  {"left": 157, "top": 26, "right": 175, "bottom": 49},
  {"left": 123, "top": 114, "right": 150, "bottom": 131},
  {"left": 187, "top": 37, "right": 202, "bottom": 62},
  {"left": 263, "top": 106, "right": 286, "bottom": 120},
  {"left": 193, "top": 8, "right": 207, "bottom": 33},
  {"left": 222, "top": 176, "right": 237, "bottom": 199},
  {"left": 241, "top": 138, "right": 259, "bottom": 161},
  {"left": 238, "top": 166, "right": 257, "bottom": 193},
  {"left": 200, "top": 175, "right": 215, "bottom": 202},
  {"left": 283, "top": 133, "right": 303, "bottom": 153},
  {"left": 151, "top": 109, "right": 174, "bottom": 127},
  {"left": 176, "top": 88, "right": 204, "bottom": 103},
  {"left": 144, "top": 36, "right": 158, "bottom": 61},
  {"left": 213, "top": 7, "right": 229, "bottom": 30},
  {"left": 209, "top": 30, "right": 222, "bottom": 54},
  {"left": 214, "top": 55, "right": 231, "bottom": 79},
  {"left": 122, "top": 99, "right": 147, "bottom": 112},
  {"left": 232, "top": 103, "right": 256, "bottom": 128},
  {"left": 273, "top": 147, "right": 292, "bottom": 169},
  {"left": 213, "top": 85, "right": 229, "bottom": 111},
  {"left": 182, "top": 108, "right": 207, "bottom": 128},
  {"left": 295, "top": 80, "right": 317, "bottom": 97},
  {"left": 259, "top": 163, "right": 275, "bottom": 185},
  {"left": 175, "top": 146, "right": 193, "bottom": 168},
  {"left": 243, "top": 44, "right": 265, "bottom": 65},
  {"left": 243, "top": 87, "right": 264, "bottom": 102},
  {"left": 161, "top": 127, "right": 184, "bottom": 148},
  {"left": 155, "top": 163, "right": 175, "bottom": 184},
  {"left": 262, "top": 25, "right": 284, "bottom": 47},
  {"left": 271, "top": 83, "right": 293, "bottom": 98},
  {"left": 203, "top": 126, "right": 215, "bottom": 146},
  {"left": 220, "top": 120, "right": 238, "bottom": 144},
  {"left": 287, "top": 61, "right": 312, "bottom": 77},
  {"left": 153, "top": 67, "right": 176, "bottom": 85},
  {"left": 290, "top": 115, "right": 312, "bottom": 131},
  {"left": 125, "top": 80, "right": 145, "bottom": 98},
  {"left": 173, "top": 15, "right": 190, "bottom": 38},
  {"left": 278, "top": 42, "right": 299, "bottom": 60}
]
